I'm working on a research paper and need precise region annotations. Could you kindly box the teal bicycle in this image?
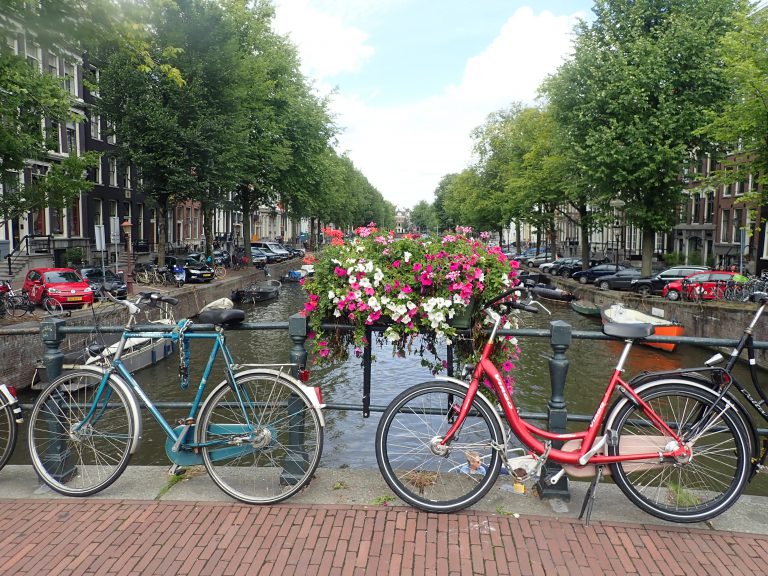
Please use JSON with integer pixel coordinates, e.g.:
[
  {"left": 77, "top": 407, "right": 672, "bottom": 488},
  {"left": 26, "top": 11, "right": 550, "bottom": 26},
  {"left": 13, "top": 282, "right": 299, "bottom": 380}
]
[{"left": 27, "top": 289, "right": 325, "bottom": 504}]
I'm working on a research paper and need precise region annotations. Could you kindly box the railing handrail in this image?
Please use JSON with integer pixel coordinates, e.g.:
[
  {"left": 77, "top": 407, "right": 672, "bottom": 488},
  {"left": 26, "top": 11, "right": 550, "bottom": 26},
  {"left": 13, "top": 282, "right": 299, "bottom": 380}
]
[{"left": 5, "top": 234, "right": 54, "bottom": 275}]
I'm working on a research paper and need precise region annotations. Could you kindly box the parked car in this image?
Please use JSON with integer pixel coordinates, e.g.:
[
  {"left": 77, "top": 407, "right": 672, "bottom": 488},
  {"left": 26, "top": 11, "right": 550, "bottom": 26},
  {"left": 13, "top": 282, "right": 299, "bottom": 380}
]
[
  {"left": 252, "top": 241, "right": 290, "bottom": 262},
  {"left": 662, "top": 271, "right": 744, "bottom": 301},
  {"left": 526, "top": 252, "right": 556, "bottom": 267},
  {"left": 212, "top": 249, "right": 231, "bottom": 267},
  {"left": 539, "top": 257, "right": 571, "bottom": 274},
  {"left": 556, "top": 258, "right": 609, "bottom": 278},
  {"left": 22, "top": 267, "right": 94, "bottom": 308},
  {"left": 572, "top": 264, "right": 626, "bottom": 284},
  {"left": 548, "top": 257, "right": 581, "bottom": 276},
  {"left": 78, "top": 267, "right": 128, "bottom": 299},
  {"left": 595, "top": 268, "right": 642, "bottom": 291},
  {"left": 250, "top": 247, "right": 268, "bottom": 268},
  {"left": 630, "top": 265, "right": 710, "bottom": 297},
  {"left": 157, "top": 255, "right": 214, "bottom": 283}
]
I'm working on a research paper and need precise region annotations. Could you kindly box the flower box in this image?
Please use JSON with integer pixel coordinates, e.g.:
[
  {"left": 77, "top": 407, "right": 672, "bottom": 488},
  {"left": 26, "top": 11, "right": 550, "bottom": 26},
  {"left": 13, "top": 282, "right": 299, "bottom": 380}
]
[{"left": 302, "top": 225, "right": 522, "bottom": 379}]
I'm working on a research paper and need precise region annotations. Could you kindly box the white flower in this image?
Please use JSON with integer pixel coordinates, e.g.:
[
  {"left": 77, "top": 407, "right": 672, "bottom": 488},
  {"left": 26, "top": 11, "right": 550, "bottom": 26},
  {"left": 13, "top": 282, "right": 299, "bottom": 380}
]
[
  {"left": 328, "top": 290, "right": 336, "bottom": 300},
  {"left": 404, "top": 251, "right": 412, "bottom": 263},
  {"left": 368, "top": 296, "right": 381, "bottom": 311},
  {"left": 333, "top": 309, "right": 341, "bottom": 317}
]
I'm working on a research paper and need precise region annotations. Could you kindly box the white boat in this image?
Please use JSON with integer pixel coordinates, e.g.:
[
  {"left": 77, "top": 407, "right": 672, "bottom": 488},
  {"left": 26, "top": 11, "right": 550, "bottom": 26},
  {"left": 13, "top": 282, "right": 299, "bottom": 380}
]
[
  {"left": 601, "top": 303, "right": 684, "bottom": 352},
  {"left": 84, "top": 317, "right": 176, "bottom": 372}
]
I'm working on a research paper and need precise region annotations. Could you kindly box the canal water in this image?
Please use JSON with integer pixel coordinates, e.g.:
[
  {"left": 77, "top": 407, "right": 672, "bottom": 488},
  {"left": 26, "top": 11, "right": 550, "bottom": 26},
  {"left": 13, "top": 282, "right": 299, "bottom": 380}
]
[{"left": 12, "top": 282, "right": 768, "bottom": 495}]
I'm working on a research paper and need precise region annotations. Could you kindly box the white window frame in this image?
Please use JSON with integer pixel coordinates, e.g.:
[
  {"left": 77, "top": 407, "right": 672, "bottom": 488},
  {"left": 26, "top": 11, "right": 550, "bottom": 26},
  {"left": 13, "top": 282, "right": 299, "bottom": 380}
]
[
  {"left": 124, "top": 165, "right": 132, "bottom": 190},
  {"left": 47, "top": 51, "right": 59, "bottom": 77},
  {"left": 732, "top": 209, "right": 743, "bottom": 244},
  {"left": 64, "top": 60, "right": 78, "bottom": 98},
  {"left": 93, "top": 198, "right": 103, "bottom": 226},
  {"left": 108, "top": 157, "right": 117, "bottom": 187},
  {"left": 721, "top": 210, "right": 730, "bottom": 243},
  {"left": 25, "top": 40, "right": 41, "bottom": 71},
  {"left": 90, "top": 114, "right": 100, "bottom": 140},
  {"left": 65, "top": 120, "right": 78, "bottom": 155},
  {"left": 93, "top": 155, "right": 102, "bottom": 184},
  {"left": 48, "top": 120, "right": 62, "bottom": 153},
  {"left": 106, "top": 120, "right": 116, "bottom": 144},
  {"left": 6, "top": 35, "right": 17, "bottom": 53}
]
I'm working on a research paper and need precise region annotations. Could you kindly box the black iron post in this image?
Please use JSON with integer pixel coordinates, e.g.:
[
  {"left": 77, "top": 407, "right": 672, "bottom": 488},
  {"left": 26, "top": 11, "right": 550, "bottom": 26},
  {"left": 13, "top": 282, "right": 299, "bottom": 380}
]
[
  {"left": 282, "top": 313, "right": 310, "bottom": 485},
  {"left": 40, "top": 316, "right": 77, "bottom": 482},
  {"left": 537, "top": 320, "right": 571, "bottom": 499}
]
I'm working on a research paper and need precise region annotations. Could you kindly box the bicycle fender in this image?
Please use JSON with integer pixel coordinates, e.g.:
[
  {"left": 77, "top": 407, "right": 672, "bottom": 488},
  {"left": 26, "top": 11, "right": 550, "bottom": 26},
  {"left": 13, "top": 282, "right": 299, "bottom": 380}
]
[
  {"left": 434, "top": 375, "right": 508, "bottom": 446},
  {"left": 199, "top": 369, "right": 326, "bottom": 429},
  {"left": 603, "top": 377, "right": 757, "bottom": 456},
  {"left": 55, "top": 367, "right": 143, "bottom": 455}
]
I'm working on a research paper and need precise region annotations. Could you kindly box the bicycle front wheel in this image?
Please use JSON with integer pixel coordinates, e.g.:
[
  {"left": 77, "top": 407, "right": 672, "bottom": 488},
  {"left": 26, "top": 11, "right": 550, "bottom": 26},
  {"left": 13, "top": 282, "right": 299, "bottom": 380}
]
[
  {"left": 198, "top": 372, "right": 323, "bottom": 504},
  {"left": 43, "top": 296, "right": 63, "bottom": 315},
  {"left": 375, "top": 381, "right": 504, "bottom": 513},
  {"left": 8, "top": 295, "right": 31, "bottom": 317},
  {"left": 0, "top": 403, "right": 17, "bottom": 471},
  {"left": 215, "top": 266, "right": 226, "bottom": 279},
  {"left": 28, "top": 371, "right": 135, "bottom": 496},
  {"left": 606, "top": 382, "right": 750, "bottom": 523}
]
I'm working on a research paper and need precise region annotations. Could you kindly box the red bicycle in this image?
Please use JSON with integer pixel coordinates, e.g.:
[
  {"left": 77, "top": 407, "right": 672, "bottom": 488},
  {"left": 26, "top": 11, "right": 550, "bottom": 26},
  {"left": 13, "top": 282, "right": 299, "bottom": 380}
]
[{"left": 375, "top": 286, "right": 751, "bottom": 523}]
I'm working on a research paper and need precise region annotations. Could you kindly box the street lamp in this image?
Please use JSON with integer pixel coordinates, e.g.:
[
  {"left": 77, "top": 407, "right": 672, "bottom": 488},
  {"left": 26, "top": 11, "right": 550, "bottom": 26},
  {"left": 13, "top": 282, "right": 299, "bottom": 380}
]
[
  {"left": 609, "top": 198, "right": 626, "bottom": 271},
  {"left": 121, "top": 219, "right": 133, "bottom": 295}
]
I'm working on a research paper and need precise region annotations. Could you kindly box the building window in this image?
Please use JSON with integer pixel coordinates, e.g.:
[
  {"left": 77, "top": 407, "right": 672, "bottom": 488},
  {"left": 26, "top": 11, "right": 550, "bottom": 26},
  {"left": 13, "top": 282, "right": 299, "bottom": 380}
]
[
  {"left": 66, "top": 121, "right": 77, "bottom": 155},
  {"left": 51, "top": 207, "right": 63, "bottom": 234},
  {"left": 124, "top": 165, "right": 131, "bottom": 189},
  {"left": 6, "top": 35, "right": 17, "bottom": 53},
  {"left": 69, "top": 196, "right": 81, "bottom": 236},
  {"left": 108, "top": 157, "right": 117, "bottom": 187},
  {"left": 90, "top": 115, "right": 100, "bottom": 140},
  {"left": 47, "top": 52, "right": 59, "bottom": 76},
  {"left": 93, "top": 198, "right": 103, "bottom": 226},
  {"left": 64, "top": 61, "right": 77, "bottom": 97},
  {"left": 733, "top": 208, "right": 743, "bottom": 243},
  {"left": 109, "top": 200, "right": 117, "bottom": 219},
  {"left": 138, "top": 204, "right": 144, "bottom": 240},
  {"left": 750, "top": 174, "right": 759, "bottom": 193},
  {"left": 106, "top": 120, "right": 116, "bottom": 144},
  {"left": 25, "top": 41, "right": 41, "bottom": 70},
  {"left": 692, "top": 193, "right": 701, "bottom": 224},
  {"left": 92, "top": 155, "right": 102, "bottom": 184},
  {"left": 705, "top": 190, "right": 714, "bottom": 224},
  {"left": 48, "top": 120, "right": 61, "bottom": 153},
  {"left": 721, "top": 210, "right": 730, "bottom": 243}
]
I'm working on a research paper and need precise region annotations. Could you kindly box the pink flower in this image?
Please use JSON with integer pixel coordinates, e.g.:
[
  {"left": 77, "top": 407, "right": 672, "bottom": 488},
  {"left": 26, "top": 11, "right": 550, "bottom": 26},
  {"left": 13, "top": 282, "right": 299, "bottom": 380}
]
[
  {"left": 365, "top": 287, "right": 375, "bottom": 296},
  {"left": 334, "top": 266, "right": 347, "bottom": 277},
  {"left": 502, "top": 361, "right": 515, "bottom": 372},
  {"left": 392, "top": 260, "right": 401, "bottom": 268},
  {"left": 413, "top": 262, "right": 422, "bottom": 272},
  {"left": 319, "top": 348, "right": 330, "bottom": 357},
  {"left": 420, "top": 272, "right": 432, "bottom": 286}
]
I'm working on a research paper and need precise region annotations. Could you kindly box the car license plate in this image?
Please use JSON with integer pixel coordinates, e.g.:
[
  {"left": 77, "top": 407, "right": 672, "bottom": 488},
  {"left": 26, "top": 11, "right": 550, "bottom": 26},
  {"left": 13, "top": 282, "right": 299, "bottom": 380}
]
[{"left": 67, "top": 296, "right": 83, "bottom": 302}]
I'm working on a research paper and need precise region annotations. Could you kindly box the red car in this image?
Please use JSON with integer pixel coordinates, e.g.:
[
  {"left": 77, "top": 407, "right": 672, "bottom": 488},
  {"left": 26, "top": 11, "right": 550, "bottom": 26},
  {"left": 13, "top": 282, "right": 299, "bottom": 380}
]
[
  {"left": 22, "top": 267, "right": 94, "bottom": 309},
  {"left": 662, "top": 271, "right": 744, "bottom": 301}
]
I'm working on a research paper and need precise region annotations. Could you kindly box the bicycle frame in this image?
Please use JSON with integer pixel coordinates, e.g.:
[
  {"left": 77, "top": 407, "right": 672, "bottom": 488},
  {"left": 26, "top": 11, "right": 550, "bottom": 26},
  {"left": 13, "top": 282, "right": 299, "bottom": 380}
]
[
  {"left": 76, "top": 323, "right": 249, "bottom": 455},
  {"left": 440, "top": 316, "right": 692, "bottom": 467}
]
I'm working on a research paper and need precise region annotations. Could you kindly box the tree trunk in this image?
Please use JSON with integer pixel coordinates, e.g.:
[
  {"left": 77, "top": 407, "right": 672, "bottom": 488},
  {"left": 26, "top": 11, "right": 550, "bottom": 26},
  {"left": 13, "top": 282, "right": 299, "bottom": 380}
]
[
  {"left": 641, "top": 226, "right": 655, "bottom": 276},
  {"left": 580, "top": 223, "right": 591, "bottom": 270},
  {"left": 203, "top": 204, "right": 214, "bottom": 257},
  {"left": 155, "top": 196, "right": 169, "bottom": 266}
]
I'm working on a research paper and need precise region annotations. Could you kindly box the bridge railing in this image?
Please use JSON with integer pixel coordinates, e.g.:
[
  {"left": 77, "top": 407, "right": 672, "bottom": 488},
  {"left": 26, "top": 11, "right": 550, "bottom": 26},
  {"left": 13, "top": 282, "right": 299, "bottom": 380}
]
[{"left": 8, "top": 314, "right": 768, "bottom": 500}]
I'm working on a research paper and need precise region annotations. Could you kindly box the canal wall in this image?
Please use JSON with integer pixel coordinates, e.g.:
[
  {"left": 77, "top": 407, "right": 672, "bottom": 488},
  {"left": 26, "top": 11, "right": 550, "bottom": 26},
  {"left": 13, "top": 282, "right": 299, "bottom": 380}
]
[
  {"left": 562, "top": 280, "right": 768, "bottom": 364},
  {"left": 0, "top": 260, "right": 301, "bottom": 391}
]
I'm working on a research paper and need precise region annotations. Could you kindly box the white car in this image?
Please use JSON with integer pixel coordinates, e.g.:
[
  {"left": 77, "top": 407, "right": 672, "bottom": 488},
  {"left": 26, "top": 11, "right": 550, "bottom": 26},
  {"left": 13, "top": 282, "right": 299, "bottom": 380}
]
[{"left": 539, "top": 258, "right": 566, "bottom": 273}]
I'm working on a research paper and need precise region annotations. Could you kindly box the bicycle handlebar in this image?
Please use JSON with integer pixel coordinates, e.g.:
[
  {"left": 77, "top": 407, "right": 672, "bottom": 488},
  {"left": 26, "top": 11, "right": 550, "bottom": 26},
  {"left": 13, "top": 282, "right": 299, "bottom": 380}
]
[{"left": 482, "top": 285, "right": 539, "bottom": 314}]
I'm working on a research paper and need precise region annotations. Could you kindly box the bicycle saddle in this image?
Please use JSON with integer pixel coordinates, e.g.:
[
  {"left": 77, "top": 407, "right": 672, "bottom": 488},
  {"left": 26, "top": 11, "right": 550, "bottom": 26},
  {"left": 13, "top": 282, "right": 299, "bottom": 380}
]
[
  {"left": 602, "top": 321, "right": 654, "bottom": 339},
  {"left": 198, "top": 308, "right": 245, "bottom": 327}
]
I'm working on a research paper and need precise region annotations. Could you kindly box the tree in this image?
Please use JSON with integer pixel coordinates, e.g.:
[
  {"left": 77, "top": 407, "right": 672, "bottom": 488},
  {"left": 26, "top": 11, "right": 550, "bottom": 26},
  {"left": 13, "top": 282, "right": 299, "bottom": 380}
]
[
  {"left": 700, "top": 4, "right": 768, "bottom": 194},
  {"left": 543, "top": 0, "right": 745, "bottom": 275},
  {"left": 0, "top": 24, "right": 96, "bottom": 227},
  {"left": 410, "top": 201, "right": 437, "bottom": 234}
]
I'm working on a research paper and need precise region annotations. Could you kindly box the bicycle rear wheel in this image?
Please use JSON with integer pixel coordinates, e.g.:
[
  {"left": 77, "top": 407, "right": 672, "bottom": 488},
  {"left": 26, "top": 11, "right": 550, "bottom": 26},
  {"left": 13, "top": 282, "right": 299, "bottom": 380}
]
[
  {"left": 375, "top": 381, "right": 503, "bottom": 513},
  {"left": 606, "top": 381, "right": 750, "bottom": 523},
  {"left": 198, "top": 372, "right": 323, "bottom": 504},
  {"left": 28, "top": 371, "right": 135, "bottom": 496},
  {"left": 8, "top": 295, "right": 31, "bottom": 317},
  {"left": 0, "top": 403, "right": 17, "bottom": 471}
]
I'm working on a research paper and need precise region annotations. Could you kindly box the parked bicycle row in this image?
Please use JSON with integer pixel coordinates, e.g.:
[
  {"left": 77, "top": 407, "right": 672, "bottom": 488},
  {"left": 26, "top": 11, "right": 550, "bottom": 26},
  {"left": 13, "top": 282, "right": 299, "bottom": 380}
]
[{"left": 2, "top": 280, "right": 768, "bottom": 527}]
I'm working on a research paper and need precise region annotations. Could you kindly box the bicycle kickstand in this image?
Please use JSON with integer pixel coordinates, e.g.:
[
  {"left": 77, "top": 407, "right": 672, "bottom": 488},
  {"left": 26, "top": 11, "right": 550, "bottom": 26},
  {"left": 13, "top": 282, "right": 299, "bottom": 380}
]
[{"left": 578, "top": 464, "right": 604, "bottom": 526}]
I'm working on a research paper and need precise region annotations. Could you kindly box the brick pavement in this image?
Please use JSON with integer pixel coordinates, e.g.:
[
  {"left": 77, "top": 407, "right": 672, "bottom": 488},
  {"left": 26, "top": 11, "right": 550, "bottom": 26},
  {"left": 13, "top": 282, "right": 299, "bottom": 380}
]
[{"left": 1, "top": 499, "right": 767, "bottom": 576}]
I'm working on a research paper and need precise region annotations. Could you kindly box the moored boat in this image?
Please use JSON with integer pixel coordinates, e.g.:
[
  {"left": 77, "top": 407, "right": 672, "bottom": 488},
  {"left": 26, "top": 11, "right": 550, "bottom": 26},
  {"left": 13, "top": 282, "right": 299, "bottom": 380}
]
[
  {"left": 570, "top": 299, "right": 601, "bottom": 317},
  {"left": 231, "top": 279, "right": 282, "bottom": 304},
  {"left": 282, "top": 269, "right": 308, "bottom": 282},
  {"left": 529, "top": 283, "right": 575, "bottom": 303},
  {"left": 601, "top": 303, "right": 684, "bottom": 352}
]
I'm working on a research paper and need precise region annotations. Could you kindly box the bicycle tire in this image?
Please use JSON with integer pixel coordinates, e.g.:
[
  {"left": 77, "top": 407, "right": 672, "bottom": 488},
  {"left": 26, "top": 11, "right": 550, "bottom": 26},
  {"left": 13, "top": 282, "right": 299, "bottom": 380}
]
[
  {"left": 43, "top": 296, "right": 64, "bottom": 315},
  {"left": 198, "top": 372, "right": 323, "bottom": 504},
  {"left": 215, "top": 266, "right": 226, "bottom": 279},
  {"left": 8, "top": 295, "right": 31, "bottom": 317},
  {"left": 28, "top": 370, "right": 135, "bottom": 496},
  {"left": 0, "top": 403, "right": 17, "bottom": 471},
  {"left": 375, "top": 381, "right": 503, "bottom": 513},
  {"left": 605, "top": 381, "right": 750, "bottom": 523},
  {"left": 135, "top": 271, "right": 150, "bottom": 284}
]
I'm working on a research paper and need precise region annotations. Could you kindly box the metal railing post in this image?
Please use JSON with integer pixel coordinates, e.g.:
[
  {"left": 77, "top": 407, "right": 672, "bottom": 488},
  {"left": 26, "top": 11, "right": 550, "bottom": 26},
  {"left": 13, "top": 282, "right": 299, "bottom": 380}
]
[
  {"left": 39, "top": 316, "right": 77, "bottom": 482},
  {"left": 537, "top": 320, "right": 571, "bottom": 499},
  {"left": 282, "top": 313, "right": 309, "bottom": 485}
]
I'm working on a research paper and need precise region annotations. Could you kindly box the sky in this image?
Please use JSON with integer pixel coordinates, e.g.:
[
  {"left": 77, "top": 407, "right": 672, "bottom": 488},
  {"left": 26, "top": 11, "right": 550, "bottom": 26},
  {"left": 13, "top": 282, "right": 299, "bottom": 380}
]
[{"left": 272, "top": 0, "right": 593, "bottom": 210}]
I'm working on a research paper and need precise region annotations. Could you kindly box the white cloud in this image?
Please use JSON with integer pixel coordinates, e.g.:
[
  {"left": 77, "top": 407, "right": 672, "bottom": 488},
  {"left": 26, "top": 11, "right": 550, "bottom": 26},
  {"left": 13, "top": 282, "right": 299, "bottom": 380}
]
[
  {"left": 273, "top": 3, "right": 584, "bottom": 209},
  {"left": 272, "top": 0, "right": 374, "bottom": 78}
]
